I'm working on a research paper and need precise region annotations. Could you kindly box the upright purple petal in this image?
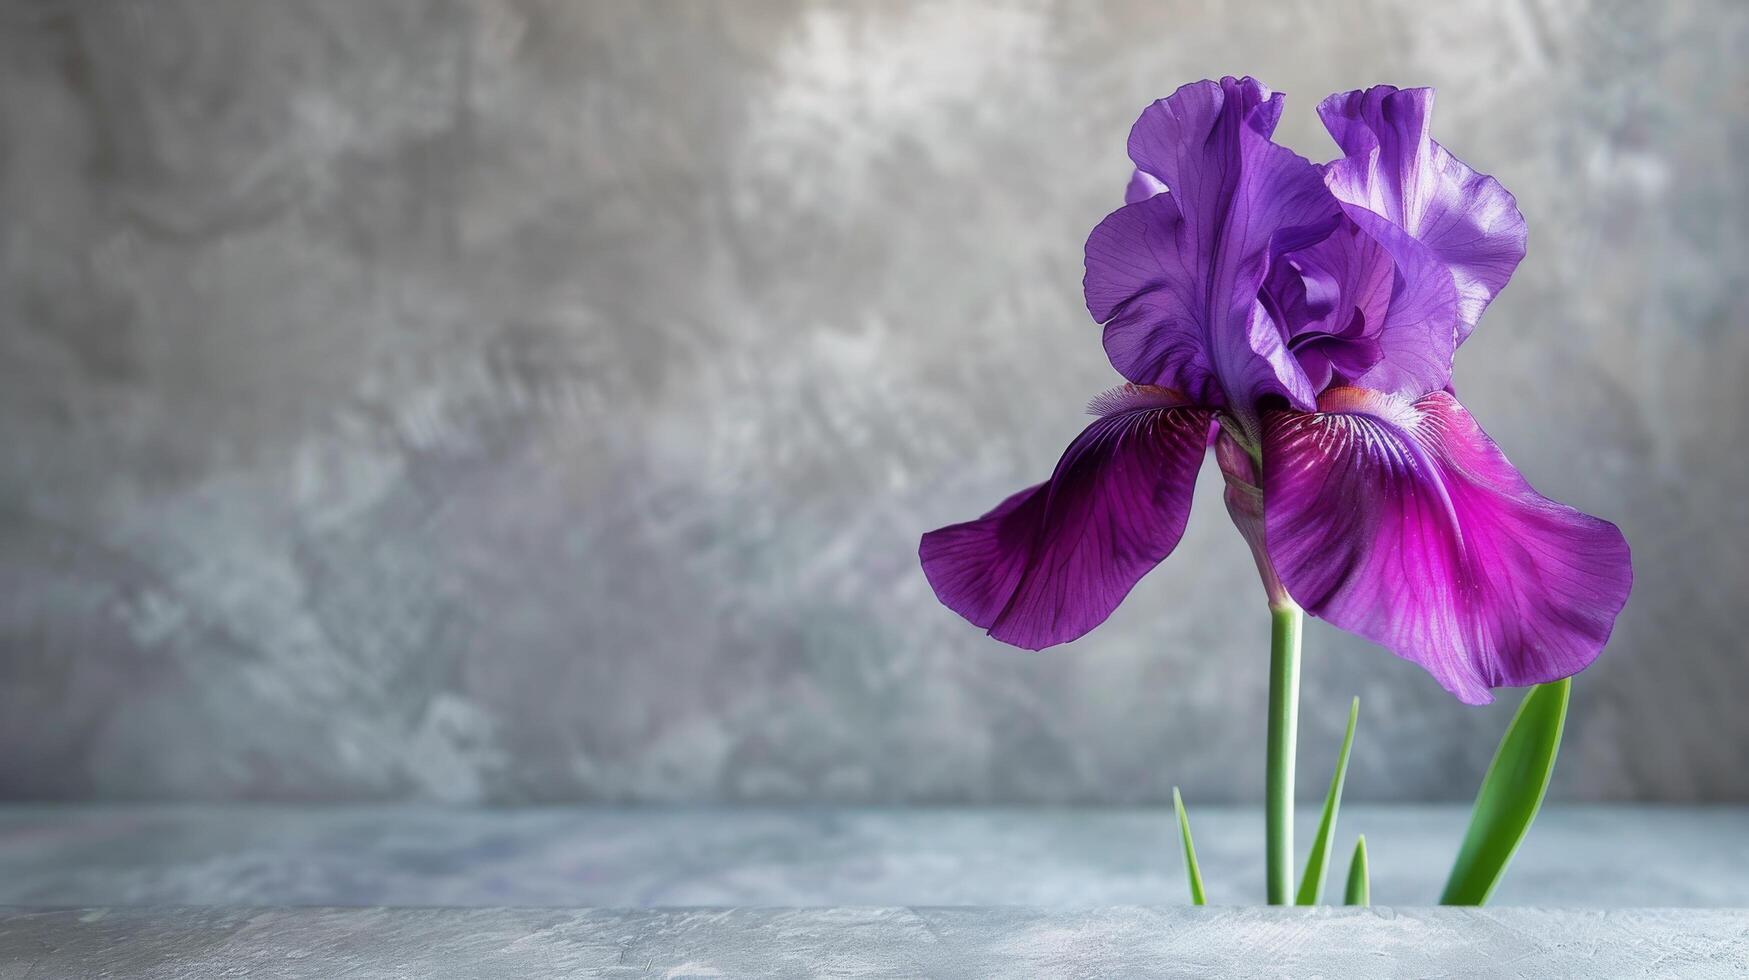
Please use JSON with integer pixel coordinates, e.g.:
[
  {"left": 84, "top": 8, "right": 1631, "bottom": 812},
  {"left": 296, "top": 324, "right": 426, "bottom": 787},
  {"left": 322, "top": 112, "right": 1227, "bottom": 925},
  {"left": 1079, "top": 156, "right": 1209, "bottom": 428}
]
[
  {"left": 1268, "top": 210, "right": 1462, "bottom": 397},
  {"left": 1319, "top": 86, "right": 1528, "bottom": 345},
  {"left": 920, "top": 386, "right": 1216, "bottom": 650},
  {"left": 1337, "top": 208, "right": 1461, "bottom": 395},
  {"left": 1268, "top": 218, "right": 1394, "bottom": 391},
  {"left": 1085, "top": 194, "right": 1217, "bottom": 401},
  {"left": 1085, "top": 77, "right": 1341, "bottom": 416},
  {"left": 1262, "top": 388, "right": 1631, "bottom": 704},
  {"left": 1124, "top": 169, "right": 1168, "bottom": 204}
]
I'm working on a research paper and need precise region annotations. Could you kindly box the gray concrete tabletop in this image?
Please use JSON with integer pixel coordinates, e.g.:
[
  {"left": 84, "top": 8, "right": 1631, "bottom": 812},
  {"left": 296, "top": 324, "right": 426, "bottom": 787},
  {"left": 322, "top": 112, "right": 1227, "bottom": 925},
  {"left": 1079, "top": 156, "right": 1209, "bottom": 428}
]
[
  {"left": 2, "top": 806, "right": 1747, "bottom": 977},
  {"left": 1, "top": 804, "right": 1745, "bottom": 907},
  {"left": 1, "top": 906, "right": 1746, "bottom": 979}
]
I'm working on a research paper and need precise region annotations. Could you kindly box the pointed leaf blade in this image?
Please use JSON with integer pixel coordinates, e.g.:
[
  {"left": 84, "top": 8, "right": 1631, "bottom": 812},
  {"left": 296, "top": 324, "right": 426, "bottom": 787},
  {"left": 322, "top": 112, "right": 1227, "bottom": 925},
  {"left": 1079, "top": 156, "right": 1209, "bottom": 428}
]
[
  {"left": 1344, "top": 835, "right": 1370, "bottom": 906},
  {"left": 1173, "top": 786, "right": 1207, "bottom": 906},
  {"left": 1439, "top": 678, "right": 1571, "bottom": 905},
  {"left": 1296, "top": 696, "right": 1360, "bottom": 905}
]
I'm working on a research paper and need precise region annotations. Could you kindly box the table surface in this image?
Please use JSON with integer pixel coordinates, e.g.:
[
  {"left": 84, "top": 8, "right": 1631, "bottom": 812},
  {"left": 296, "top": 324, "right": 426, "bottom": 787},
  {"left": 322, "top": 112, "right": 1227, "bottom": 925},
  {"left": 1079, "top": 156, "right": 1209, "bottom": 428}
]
[
  {"left": 0, "top": 905, "right": 1744, "bottom": 979},
  {"left": 1, "top": 803, "right": 1746, "bottom": 908},
  {"left": 2, "top": 805, "right": 1747, "bottom": 978}
]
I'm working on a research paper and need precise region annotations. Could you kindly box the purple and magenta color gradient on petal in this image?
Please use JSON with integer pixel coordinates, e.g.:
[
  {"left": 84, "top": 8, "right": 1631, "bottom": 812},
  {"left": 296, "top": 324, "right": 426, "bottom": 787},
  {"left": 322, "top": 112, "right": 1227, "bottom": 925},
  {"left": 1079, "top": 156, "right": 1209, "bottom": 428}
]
[
  {"left": 919, "top": 385, "right": 1215, "bottom": 651},
  {"left": 1263, "top": 389, "right": 1630, "bottom": 704},
  {"left": 920, "top": 77, "right": 1631, "bottom": 704}
]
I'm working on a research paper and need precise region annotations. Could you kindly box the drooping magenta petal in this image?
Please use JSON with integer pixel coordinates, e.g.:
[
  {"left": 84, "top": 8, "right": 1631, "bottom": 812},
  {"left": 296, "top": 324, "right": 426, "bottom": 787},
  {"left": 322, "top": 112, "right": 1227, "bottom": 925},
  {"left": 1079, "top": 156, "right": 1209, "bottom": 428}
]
[
  {"left": 1262, "top": 388, "right": 1631, "bottom": 704},
  {"left": 920, "top": 386, "right": 1216, "bottom": 650},
  {"left": 1085, "top": 77, "right": 1340, "bottom": 415},
  {"left": 1319, "top": 86, "right": 1527, "bottom": 345}
]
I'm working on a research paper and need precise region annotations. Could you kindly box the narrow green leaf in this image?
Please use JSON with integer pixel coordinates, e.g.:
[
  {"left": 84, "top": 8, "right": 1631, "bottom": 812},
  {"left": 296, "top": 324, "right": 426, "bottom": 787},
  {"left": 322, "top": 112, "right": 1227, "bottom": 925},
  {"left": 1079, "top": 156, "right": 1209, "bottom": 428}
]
[
  {"left": 1295, "top": 696, "right": 1360, "bottom": 905},
  {"left": 1172, "top": 786, "right": 1207, "bottom": 906},
  {"left": 1344, "top": 835, "right": 1370, "bottom": 906},
  {"left": 1439, "top": 678, "right": 1571, "bottom": 906}
]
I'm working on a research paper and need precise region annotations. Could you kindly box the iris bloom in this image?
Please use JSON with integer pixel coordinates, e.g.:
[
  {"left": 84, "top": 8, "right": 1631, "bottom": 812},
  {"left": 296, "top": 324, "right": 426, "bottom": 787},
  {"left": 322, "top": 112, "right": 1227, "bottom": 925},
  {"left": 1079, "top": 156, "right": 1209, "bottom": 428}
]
[{"left": 920, "top": 78, "right": 1631, "bottom": 704}]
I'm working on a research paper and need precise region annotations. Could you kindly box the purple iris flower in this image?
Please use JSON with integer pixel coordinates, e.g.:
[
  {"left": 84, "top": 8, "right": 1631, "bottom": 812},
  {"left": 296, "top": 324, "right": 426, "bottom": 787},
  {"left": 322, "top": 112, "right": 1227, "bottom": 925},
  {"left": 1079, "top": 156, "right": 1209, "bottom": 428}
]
[{"left": 920, "top": 78, "right": 1632, "bottom": 705}]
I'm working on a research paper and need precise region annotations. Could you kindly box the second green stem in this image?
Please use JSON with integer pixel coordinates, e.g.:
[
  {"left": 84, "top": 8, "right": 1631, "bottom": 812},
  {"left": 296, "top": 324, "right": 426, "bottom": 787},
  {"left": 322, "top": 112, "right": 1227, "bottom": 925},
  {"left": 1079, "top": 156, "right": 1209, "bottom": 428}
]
[{"left": 1266, "top": 599, "right": 1304, "bottom": 905}]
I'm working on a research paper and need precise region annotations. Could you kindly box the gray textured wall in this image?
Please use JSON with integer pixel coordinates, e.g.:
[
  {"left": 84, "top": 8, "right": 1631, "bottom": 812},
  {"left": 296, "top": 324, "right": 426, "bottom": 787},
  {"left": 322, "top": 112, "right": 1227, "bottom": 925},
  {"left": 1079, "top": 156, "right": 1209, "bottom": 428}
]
[{"left": 0, "top": 0, "right": 1744, "bottom": 804}]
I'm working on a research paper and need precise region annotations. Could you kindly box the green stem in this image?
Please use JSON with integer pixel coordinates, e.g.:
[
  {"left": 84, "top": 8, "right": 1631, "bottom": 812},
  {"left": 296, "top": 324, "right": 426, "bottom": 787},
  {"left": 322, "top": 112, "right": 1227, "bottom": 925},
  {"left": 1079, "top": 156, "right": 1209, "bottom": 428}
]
[{"left": 1266, "top": 599, "right": 1303, "bottom": 905}]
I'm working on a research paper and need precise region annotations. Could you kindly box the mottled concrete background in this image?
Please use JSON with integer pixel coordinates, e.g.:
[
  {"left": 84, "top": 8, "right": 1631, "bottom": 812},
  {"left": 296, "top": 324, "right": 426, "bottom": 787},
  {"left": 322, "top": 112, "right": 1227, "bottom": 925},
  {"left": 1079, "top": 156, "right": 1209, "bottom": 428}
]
[{"left": 0, "top": 0, "right": 1744, "bottom": 803}]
